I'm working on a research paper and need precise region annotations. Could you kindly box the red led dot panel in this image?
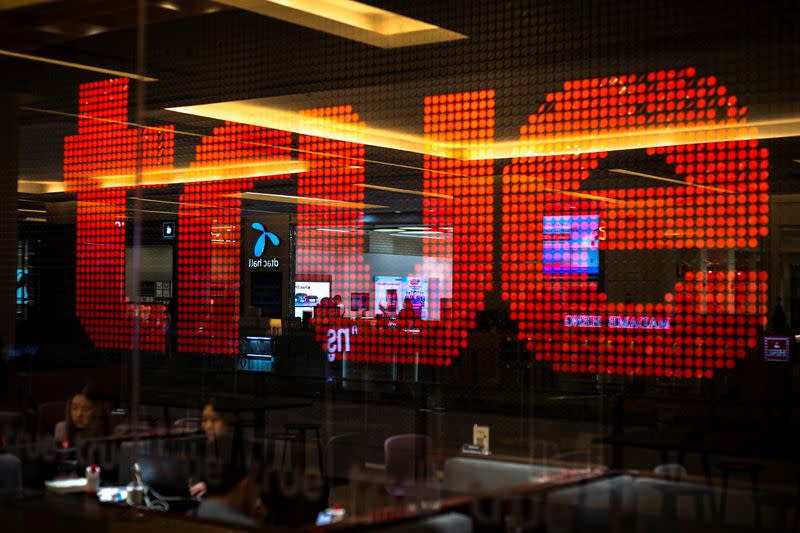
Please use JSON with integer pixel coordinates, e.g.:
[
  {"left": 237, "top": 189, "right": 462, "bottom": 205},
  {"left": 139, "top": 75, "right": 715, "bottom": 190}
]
[
  {"left": 294, "top": 107, "right": 372, "bottom": 360},
  {"left": 65, "top": 78, "right": 174, "bottom": 350},
  {"left": 177, "top": 122, "right": 292, "bottom": 355},
  {"left": 500, "top": 68, "right": 769, "bottom": 378},
  {"left": 309, "top": 92, "right": 494, "bottom": 366}
]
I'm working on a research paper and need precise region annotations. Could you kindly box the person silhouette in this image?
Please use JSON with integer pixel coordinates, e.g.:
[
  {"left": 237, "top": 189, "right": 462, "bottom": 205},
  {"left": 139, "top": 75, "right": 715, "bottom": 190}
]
[{"left": 770, "top": 298, "right": 789, "bottom": 334}]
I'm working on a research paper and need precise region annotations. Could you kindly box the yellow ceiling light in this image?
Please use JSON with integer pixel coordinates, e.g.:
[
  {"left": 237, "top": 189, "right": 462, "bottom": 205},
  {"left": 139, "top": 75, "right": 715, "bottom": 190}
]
[
  {"left": 480, "top": 117, "right": 800, "bottom": 160},
  {"left": 168, "top": 101, "right": 455, "bottom": 157},
  {"left": 95, "top": 159, "right": 307, "bottom": 188},
  {"left": 354, "top": 183, "right": 453, "bottom": 199},
  {"left": 19, "top": 160, "right": 305, "bottom": 194},
  {"left": 169, "top": 97, "right": 800, "bottom": 160},
  {"left": 0, "top": 49, "right": 157, "bottom": 82},
  {"left": 236, "top": 191, "right": 386, "bottom": 209},
  {"left": 18, "top": 180, "right": 64, "bottom": 194},
  {"left": 214, "top": 0, "right": 466, "bottom": 48},
  {"left": 0, "top": 0, "right": 54, "bottom": 9},
  {"left": 608, "top": 169, "right": 730, "bottom": 193}
]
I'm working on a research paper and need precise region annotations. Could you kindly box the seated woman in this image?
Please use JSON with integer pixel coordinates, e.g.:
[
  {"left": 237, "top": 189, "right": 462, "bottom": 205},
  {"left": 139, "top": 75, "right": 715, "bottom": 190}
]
[
  {"left": 53, "top": 386, "right": 109, "bottom": 444},
  {"left": 189, "top": 400, "right": 243, "bottom": 499}
]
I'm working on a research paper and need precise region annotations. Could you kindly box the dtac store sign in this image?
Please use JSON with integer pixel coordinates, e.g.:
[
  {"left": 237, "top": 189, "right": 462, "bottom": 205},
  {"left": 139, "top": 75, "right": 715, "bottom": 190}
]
[
  {"left": 241, "top": 215, "right": 292, "bottom": 324},
  {"left": 246, "top": 222, "right": 282, "bottom": 269}
]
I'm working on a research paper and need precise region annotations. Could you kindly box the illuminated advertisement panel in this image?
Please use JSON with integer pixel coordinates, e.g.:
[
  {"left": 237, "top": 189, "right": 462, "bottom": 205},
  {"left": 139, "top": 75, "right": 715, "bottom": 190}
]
[
  {"left": 542, "top": 214, "right": 600, "bottom": 276},
  {"left": 374, "top": 276, "right": 430, "bottom": 319},
  {"left": 294, "top": 281, "right": 331, "bottom": 318}
]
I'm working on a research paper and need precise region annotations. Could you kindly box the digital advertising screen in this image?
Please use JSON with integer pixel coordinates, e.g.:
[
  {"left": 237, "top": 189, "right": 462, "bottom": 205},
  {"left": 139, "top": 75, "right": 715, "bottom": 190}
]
[
  {"left": 374, "top": 276, "right": 429, "bottom": 319},
  {"left": 294, "top": 281, "right": 331, "bottom": 318},
  {"left": 542, "top": 214, "right": 600, "bottom": 276},
  {"left": 404, "top": 277, "right": 429, "bottom": 319},
  {"left": 763, "top": 335, "right": 792, "bottom": 362},
  {"left": 350, "top": 292, "right": 370, "bottom": 312}
]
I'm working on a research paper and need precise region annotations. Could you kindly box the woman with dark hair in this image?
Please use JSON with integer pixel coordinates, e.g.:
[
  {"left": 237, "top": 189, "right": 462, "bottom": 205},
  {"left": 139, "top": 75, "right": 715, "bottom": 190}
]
[
  {"left": 189, "top": 400, "right": 244, "bottom": 499},
  {"left": 53, "top": 386, "right": 109, "bottom": 444}
]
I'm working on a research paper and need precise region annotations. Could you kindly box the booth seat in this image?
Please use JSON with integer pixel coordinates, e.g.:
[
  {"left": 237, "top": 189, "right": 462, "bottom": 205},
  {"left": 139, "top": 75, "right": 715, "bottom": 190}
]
[
  {"left": 369, "top": 512, "right": 473, "bottom": 533},
  {"left": 547, "top": 474, "right": 788, "bottom": 530},
  {"left": 441, "top": 457, "right": 567, "bottom": 494}
]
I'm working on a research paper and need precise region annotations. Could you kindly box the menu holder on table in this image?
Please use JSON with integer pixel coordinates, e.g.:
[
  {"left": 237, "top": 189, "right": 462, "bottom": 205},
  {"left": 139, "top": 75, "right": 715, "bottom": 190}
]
[{"left": 461, "top": 443, "right": 490, "bottom": 455}]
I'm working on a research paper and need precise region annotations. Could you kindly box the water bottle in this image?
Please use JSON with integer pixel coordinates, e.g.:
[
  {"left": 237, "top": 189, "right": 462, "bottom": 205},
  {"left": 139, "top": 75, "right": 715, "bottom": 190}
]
[{"left": 85, "top": 464, "right": 100, "bottom": 495}]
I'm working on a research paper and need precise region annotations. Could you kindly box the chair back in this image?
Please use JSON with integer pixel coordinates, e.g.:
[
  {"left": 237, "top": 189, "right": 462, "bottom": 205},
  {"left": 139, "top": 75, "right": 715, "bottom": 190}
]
[
  {"left": 36, "top": 401, "right": 66, "bottom": 438},
  {"left": 384, "top": 434, "right": 434, "bottom": 495},
  {"left": 326, "top": 432, "right": 364, "bottom": 482},
  {"left": 0, "top": 410, "right": 28, "bottom": 445},
  {"left": 654, "top": 463, "right": 688, "bottom": 479},
  {"left": 0, "top": 453, "right": 22, "bottom": 501}
]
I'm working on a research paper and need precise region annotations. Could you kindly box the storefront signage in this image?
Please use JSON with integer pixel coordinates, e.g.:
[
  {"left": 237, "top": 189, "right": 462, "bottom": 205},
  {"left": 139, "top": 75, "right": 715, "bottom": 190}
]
[
  {"left": 326, "top": 325, "right": 358, "bottom": 360},
  {"left": 248, "top": 222, "right": 281, "bottom": 269},
  {"left": 563, "top": 314, "right": 671, "bottom": 330}
]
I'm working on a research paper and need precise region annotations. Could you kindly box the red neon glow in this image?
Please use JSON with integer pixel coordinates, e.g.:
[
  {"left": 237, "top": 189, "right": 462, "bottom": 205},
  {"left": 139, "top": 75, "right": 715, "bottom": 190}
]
[
  {"left": 64, "top": 71, "right": 769, "bottom": 378},
  {"left": 65, "top": 79, "right": 292, "bottom": 353},
  {"left": 178, "top": 123, "right": 292, "bottom": 354},
  {"left": 501, "top": 69, "right": 768, "bottom": 378},
  {"left": 65, "top": 78, "right": 174, "bottom": 350},
  {"left": 311, "top": 92, "right": 495, "bottom": 366}
]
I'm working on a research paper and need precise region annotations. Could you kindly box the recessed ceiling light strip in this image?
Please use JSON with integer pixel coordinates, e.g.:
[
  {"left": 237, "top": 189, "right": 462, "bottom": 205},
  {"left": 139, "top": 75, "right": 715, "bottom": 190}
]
[{"left": 0, "top": 49, "right": 157, "bottom": 82}]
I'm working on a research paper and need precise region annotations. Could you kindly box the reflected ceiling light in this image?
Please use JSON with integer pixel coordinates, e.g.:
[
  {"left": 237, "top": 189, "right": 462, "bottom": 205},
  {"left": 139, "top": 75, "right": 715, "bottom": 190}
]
[
  {"left": 480, "top": 117, "right": 800, "bottom": 160},
  {"left": 214, "top": 0, "right": 466, "bottom": 48},
  {"left": 608, "top": 168, "right": 730, "bottom": 193},
  {"left": 354, "top": 183, "right": 453, "bottom": 199},
  {"left": 392, "top": 232, "right": 444, "bottom": 239},
  {"left": 17, "top": 208, "right": 46, "bottom": 213},
  {"left": 372, "top": 228, "right": 402, "bottom": 232},
  {"left": 158, "top": 1, "right": 180, "bottom": 11},
  {"left": 126, "top": 208, "right": 180, "bottom": 217},
  {"left": 130, "top": 196, "right": 282, "bottom": 216},
  {"left": 236, "top": 191, "right": 386, "bottom": 209},
  {"left": 21, "top": 217, "right": 47, "bottom": 223},
  {"left": 507, "top": 174, "right": 625, "bottom": 205},
  {"left": 168, "top": 98, "right": 800, "bottom": 160},
  {"left": 315, "top": 227, "right": 351, "bottom": 233},
  {"left": 95, "top": 159, "right": 307, "bottom": 188},
  {"left": 0, "top": 49, "right": 157, "bottom": 82},
  {"left": 82, "top": 25, "right": 107, "bottom": 37},
  {"left": 168, "top": 101, "right": 452, "bottom": 156},
  {"left": 1, "top": 0, "right": 54, "bottom": 8},
  {"left": 544, "top": 189, "right": 625, "bottom": 205},
  {"left": 18, "top": 180, "right": 64, "bottom": 194}
]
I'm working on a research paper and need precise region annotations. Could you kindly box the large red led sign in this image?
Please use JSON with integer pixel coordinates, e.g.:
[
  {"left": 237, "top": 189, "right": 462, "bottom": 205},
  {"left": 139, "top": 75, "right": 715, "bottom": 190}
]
[
  {"left": 501, "top": 69, "right": 768, "bottom": 378},
  {"left": 65, "top": 69, "right": 768, "bottom": 377},
  {"left": 65, "top": 79, "right": 292, "bottom": 354},
  {"left": 65, "top": 79, "right": 175, "bottom": 351},
  {"left": 177, "top": 122, "right": 292, "bottom": 354},
  {"left": 312, "top": 91, "right": 495, "bottom": 366}
]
